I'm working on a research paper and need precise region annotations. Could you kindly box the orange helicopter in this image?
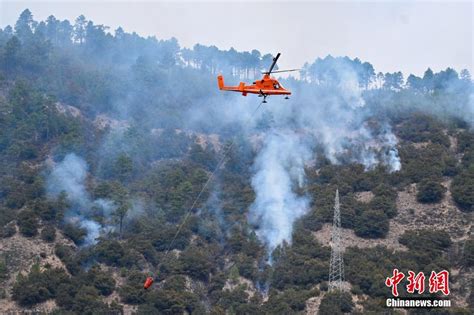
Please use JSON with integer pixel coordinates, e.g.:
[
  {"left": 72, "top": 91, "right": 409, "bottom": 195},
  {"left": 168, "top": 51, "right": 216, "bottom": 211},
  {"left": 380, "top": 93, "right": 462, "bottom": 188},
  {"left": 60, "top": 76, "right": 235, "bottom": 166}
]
[{"left": 217, "top": 53, "right": 298, "bottom": 103}]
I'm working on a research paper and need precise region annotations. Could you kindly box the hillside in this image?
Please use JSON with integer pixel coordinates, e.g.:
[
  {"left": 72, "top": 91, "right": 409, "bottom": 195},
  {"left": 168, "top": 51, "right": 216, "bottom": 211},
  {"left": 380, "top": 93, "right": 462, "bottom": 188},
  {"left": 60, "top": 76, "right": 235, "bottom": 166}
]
[{"left": 0, "top": 9, "right": 473, "bottom": 315}]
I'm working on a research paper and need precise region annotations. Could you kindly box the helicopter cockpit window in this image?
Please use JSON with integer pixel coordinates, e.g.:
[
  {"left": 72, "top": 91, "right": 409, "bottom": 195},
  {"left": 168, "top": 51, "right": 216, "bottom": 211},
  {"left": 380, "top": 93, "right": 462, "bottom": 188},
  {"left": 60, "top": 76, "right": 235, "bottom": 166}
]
[{"left": 273, "top": 82, "right": 280, "bottom": 89}]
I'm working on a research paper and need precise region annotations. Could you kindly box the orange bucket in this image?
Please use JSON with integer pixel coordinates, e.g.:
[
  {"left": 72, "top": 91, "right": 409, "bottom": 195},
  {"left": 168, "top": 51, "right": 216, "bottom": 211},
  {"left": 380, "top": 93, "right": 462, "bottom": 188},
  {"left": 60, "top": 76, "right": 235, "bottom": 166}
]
[{"left": 143, "top": 276, "right": 154, "bottom": 289}]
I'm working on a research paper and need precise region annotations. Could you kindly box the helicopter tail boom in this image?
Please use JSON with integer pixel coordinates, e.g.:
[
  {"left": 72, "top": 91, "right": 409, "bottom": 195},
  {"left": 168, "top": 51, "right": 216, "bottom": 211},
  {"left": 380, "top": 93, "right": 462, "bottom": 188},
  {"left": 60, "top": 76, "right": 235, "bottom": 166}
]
[
  {"left": 217, "top": 75, "right": 246, "bottom": 92},
  {"left": 217, "top": 75, "right": 225, "bottom": 90}
]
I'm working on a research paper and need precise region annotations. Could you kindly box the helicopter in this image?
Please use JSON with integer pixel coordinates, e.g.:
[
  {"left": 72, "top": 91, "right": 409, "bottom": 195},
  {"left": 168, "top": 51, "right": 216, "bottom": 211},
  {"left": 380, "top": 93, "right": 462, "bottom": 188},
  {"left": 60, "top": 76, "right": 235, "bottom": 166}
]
[{"left": 217, "top": 53, "right": 298, "bottom": 103}]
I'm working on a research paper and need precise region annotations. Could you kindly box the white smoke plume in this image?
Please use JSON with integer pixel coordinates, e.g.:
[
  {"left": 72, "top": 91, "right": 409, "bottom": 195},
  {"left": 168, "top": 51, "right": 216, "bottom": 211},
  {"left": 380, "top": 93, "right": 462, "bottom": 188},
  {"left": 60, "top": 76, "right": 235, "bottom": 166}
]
[
  {"left": 381, "top": 125, "right": 402, "bottom": 172},
  {"left": 248, "top": 130, "right": 311, "bottom": 254},
  {"left": 244, "top": 64, "right": 401, "bottom": 253},
  {"left": 79, "top": 218, "right": 101, "bottom": 246},
  {"left": 46, "top": 153, "right": 116, "bottom": 246},
  {"left": 47, "top": 153, "right": 89, "bottom": 207},
  {"left": 292, "top": 72, "right": 401, "bottom": 171}
]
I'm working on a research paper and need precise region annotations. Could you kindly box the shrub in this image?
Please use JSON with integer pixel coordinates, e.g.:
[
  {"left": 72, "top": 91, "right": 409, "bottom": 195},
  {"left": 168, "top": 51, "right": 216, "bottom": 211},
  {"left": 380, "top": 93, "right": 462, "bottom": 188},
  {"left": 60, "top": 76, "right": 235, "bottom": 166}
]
[
  {"left": 264, "top": 289, "right": 315, "bottom": 313},
  {"left": 32, "top": 199, "right": 55, "bottom": 221},
  {"left": 62, "top": 223, "right": 87, "bottom": 245},
  {"left": 86, "top": 267, "right": 116, "bottom": 296},
  {"left": 119, "top": 271, "right": 147, "bottom": 304},
  {"left": 457, "top": 131, "right": 474, "bottom": 152},
  {"left": 416, "top": 179, "right": 446, "bottom": 203},
  {"left": 70, "top": 285, "right": 111, "bottom": 314},
  {"left": 238, "top": 257, "right": 257, "bottom": 280},
  {"left": 399, "top": 144, "right": 449, "bottom": 183},
  {"left": 398, "top": 114, "right": 445, "bottom": 144},
  {"left": 354, "top": 210, "right": 389, "bottom": 238},
  {"left": 369, "top": 196, "right": 397, "bottom": 218},
  {"left": 95, "top": 240, "right": 126, "bottom": 266},
  {"left": 463, "top": 239, "right": 474, "bottom": 267},
  {"left": 319, "top": 291, "right": 354, "bottom": 315},
  {"left": 17, "top": 210, "right": 38, "bottom": 237},
  {"left": 451, "top": 167, "right": 474, "bottom": 212},
  {"left": 399, "top": 229, "right": 451, "bottom": 257},
  {"left": 272, "top": 243, "right": 329, "bottom": 290},
  {"left": 11, "top": 265, "right": 69, "bottom": 307},
  {"left": 372, "top": 184, "right": 397, "bottom": 200},
  {"left": 40, "top": 225, "right": 56, "bottom": 242},
  {"left": 0, "top": 206, "right": 16, "bottom": 227},
  {"left": 180, "top": 245, "right": 214, "bottom": 281},
  {"left": 1, "top": 222, "right": 16, "bottom": 238},
  {"left": 0, "top": 260, "right": 7, "bottom": 279},
  {"left": 54, "top": 244, "right": 82, "bottom": 275}
]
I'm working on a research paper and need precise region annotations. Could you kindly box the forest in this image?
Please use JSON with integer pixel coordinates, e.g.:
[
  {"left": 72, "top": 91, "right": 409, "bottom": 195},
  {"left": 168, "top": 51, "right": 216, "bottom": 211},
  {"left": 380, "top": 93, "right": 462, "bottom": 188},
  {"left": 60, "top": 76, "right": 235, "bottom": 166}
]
[{"left": 0, "top": 9, "right": 473, "bottom": 314}]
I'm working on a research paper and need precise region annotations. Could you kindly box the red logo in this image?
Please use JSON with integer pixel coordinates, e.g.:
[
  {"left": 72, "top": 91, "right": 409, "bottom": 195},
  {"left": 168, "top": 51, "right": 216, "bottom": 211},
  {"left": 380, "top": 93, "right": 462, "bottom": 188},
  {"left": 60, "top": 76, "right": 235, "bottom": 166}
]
[
  {"left": 385, "top": 269, "right": 450, "bottom": 296},
  {"left": 385, "top": 269, "right": 405, "bottom": 297},
  {"left": 406, "top": 271, "right": 425, "bottom": 294},
  {"left": 429, "top": 270, "right": 450, "bottom": 295}
]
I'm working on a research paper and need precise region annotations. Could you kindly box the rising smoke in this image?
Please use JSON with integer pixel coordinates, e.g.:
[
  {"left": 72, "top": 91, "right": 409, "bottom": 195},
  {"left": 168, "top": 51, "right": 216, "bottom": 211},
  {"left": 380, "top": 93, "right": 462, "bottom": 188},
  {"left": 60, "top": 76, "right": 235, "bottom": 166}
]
[
  {"left": 46, "top": 153, "right": 116, "bottom": 246},
  {"left": 243, "top": 64, "right": 401, "bottom": 254},
  {"left": 248, "top": 130, "right": 311, "bottom": 254}
]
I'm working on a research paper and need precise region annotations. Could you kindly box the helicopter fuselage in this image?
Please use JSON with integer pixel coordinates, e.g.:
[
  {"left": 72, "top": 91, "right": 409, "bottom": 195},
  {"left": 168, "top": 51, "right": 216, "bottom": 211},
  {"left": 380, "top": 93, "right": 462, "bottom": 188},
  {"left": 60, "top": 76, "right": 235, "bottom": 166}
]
[{"left": 217, "top": 74, "right": 291, "bottom": 97}]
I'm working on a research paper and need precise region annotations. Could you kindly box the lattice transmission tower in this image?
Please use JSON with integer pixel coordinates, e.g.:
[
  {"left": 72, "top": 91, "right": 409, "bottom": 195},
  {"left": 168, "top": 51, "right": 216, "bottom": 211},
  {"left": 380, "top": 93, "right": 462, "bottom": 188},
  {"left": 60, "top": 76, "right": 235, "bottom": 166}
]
[{"left": 328, "top": 188, "right": 345, "bottom": 292}]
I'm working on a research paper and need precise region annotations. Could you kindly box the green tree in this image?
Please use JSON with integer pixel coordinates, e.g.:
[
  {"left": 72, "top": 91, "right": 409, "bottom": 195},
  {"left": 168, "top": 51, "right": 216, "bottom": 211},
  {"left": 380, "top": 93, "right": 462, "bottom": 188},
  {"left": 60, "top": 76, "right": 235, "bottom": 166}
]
[
  {"left": 17, "top": 209, "right": 38, "bottom": 237},
  {"left": 354, "top": 210, "right": 389, "bottom": 238},
  {"left": 180, "top": 245, "right": 214, "bottom": 281},
  {"left": 463, "top": 239, "right": 474, "bottom": 267},
  {"left": 14, "top": 9, "right": 35, "bottom": 41},
  {"left": 383, "top": 72, "right": 403, "bottom": 90},
  {"left": 40, "top": 225, "right": 56, "bottom": 242},
  {"left": 416, "top": 179, "right": 446, "bottom": 203},
  {"left": 73, "top": 15, "right": 87, "bottom": 44},
  {"left": 86, "top": 266, "right": 116, "bottom": 296},
  {"left": 115, "top": 202, "right": 130, "bottom": 238},
  {"left": 0, "top": 260, "right": 7, "bottom": 280},
  {"left": 451, "top": 166, "right": 474, "bottom": 212},
  {"left": 399, "top": 229, "right": 451, "bottom": 257},
  {"left": 71, "top": 285, "right": 110, "bottom": 314},
  {"left": 1, "top": 36, "right": 21, "bottom": 74},
  {"left": 319, "top": 291, "right": 354, "bottom": 315},
  {"left": 12, "top": 265, "right": 69, "bottom": 307},
  {"left": 62, "top": 223, "right": 87, "bottom": 245},
  {"left": 113, "top": 154, "right": 133, "bottom": 182}
]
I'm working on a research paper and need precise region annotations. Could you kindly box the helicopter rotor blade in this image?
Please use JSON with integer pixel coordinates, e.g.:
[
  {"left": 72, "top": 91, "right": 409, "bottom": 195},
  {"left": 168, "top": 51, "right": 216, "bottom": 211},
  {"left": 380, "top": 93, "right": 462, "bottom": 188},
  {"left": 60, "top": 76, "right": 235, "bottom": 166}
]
[
  {"left": 266, "top": 53, "right": 281, "bottom": 75},
  {"left": 262, "top": 68, "right": 300, "bottom": 74}
]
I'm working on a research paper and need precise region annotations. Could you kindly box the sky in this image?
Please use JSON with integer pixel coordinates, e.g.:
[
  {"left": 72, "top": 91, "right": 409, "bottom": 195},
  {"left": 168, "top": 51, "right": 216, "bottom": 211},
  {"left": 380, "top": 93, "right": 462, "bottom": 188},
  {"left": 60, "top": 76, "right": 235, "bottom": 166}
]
[{"left": 0, "top": 0, "right": 472, "bottom": 77}]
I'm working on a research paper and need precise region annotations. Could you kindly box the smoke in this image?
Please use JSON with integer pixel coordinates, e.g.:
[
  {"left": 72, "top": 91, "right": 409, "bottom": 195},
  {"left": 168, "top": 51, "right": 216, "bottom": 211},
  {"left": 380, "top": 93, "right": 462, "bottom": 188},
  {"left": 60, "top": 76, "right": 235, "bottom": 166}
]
[
  {"left": 47, "top": 153, "right": 89, "bottom": 207},
  {"left": 179, "top": 59, "right": 405, "bottom": 254},
  {"left": 243, "top": 63, "right": 402, "bottom": 253},
  {"left": 248, "top": 130, "right": 311, "bottom": 254},
  {"left": 79, "top": 218, "right": 101, "bottom": 246},
  {"left": 381, "top": 125, "right": 402, "bottom": 172},
  {"left": 343, "top": 123, "right": 401, "bottom": 172},
  {"left": 286, "top": 67, "right": 401, "bottom": 172},
  {"left": 46, "top": 153, "right": 116, "bottom": 246},
  {"left": 99, "top": 56, "right": 404, "bottom": 255}
]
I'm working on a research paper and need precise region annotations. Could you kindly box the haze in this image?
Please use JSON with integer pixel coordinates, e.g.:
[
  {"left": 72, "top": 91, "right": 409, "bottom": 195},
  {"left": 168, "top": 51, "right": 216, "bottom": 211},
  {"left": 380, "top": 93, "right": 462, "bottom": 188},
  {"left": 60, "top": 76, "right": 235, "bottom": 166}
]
[{"left": 0, "top": 0, "right": 472, "bottom": 76}]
